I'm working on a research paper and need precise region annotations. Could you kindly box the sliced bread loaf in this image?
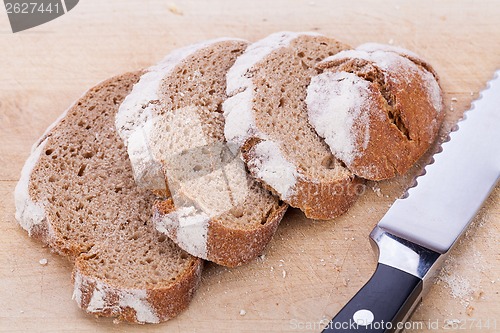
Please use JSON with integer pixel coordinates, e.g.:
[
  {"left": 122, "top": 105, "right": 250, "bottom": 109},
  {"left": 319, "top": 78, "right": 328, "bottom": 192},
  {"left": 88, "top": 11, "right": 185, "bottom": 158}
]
[
  {"left": 116, "top": 39, "right": 287, "bottom": 267},
  {"left": 14, "top": 72, "right": 202, "bottom": 323},
  {"left": 306, "top": 43, "right": 444, "bottom": 180},
  {"left": 223, "top": 31, "right": 364, "bottom": 220}
]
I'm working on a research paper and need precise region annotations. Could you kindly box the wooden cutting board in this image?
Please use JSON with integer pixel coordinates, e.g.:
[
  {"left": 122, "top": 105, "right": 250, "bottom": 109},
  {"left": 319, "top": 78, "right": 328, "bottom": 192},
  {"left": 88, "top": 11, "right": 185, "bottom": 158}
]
[{"left": 1, "top": 1, "right": 499, "bottom": 332}]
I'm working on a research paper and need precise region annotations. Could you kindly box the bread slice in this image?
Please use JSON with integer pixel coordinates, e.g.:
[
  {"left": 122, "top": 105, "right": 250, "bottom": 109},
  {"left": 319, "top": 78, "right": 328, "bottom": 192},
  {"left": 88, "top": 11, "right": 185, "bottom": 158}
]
[
  {"left": 116, "top": 39, "right": 287, "bottom": 267},
  {"left": 223, "top": 31, "right": 364, "bottom": 220},
  {"left": 306, "top": 43, "right": 444, "bottom": 180},
  {"left": 14, "top": 72, "right": 202, "bottom": 323}
]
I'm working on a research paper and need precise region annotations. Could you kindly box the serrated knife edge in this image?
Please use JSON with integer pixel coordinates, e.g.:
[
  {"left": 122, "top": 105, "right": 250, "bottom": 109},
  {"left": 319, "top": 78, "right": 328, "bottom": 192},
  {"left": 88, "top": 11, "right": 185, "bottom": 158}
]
[{"left": 322, "top": 70, "right": 500, "bottom": 333}]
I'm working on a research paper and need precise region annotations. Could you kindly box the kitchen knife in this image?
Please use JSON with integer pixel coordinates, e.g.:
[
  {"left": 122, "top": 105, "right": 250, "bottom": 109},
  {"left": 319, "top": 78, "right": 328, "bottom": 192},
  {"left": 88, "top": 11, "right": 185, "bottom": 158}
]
[{"left": 322, "top": 70, "right": 500, "bottom": 333}]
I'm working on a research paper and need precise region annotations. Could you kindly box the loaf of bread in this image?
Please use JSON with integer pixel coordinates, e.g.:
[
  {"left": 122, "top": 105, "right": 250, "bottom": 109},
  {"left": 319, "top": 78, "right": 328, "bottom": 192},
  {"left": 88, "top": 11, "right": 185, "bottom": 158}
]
[
  {"left": 306, "top": 43, "right": 444, "bottom": 180},
  {"left": 14, "top": 72, "right": 202, "bottom": 323},
  {"left": 223, "top": 31, "right": 364, "bottom": 220},
  {"left": 14, "top": 34, "right": 446, "bottom": 325},
  {"left": 116, "top": 39, "right": 287, "bottom": 267}
]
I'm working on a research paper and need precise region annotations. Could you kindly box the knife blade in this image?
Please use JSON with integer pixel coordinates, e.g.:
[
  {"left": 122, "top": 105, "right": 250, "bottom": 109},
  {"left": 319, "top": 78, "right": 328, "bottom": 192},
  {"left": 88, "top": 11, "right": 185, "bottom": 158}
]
[{"left": 322, "top": 70, "right": 500, "bottom": 333}]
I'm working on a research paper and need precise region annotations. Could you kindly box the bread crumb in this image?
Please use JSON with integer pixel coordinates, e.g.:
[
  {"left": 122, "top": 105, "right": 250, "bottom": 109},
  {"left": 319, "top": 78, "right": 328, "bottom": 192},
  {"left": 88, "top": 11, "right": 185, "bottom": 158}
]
[
  {"left": 239, "top": 309, "right": 247, "bottom": 316},
  {"left": 451, "top": 97, "right": 458, "bottom": 102},
  {"left": 168, "top": 3, "right": 183, "bottom": 15},
  {"left": 466, "top": 305, "right": 474, "bottom": 317},
  {"left": 372, "top": 185, "right": 383, "bottom": 197},
  {"left": 343, "top": 278, "right": 350, "bottom": 286},
  {"left": 39, "top": 258, "right": 48, "bottom": 266},
  {"left": 388, "top": 38, "right": 394, "bottom": 45},
  {"left": 113, "top": 318, "right": 121, "bottom": 324},
  {"left": 282, "top": 270, "right": 287, "bottom": 278}
]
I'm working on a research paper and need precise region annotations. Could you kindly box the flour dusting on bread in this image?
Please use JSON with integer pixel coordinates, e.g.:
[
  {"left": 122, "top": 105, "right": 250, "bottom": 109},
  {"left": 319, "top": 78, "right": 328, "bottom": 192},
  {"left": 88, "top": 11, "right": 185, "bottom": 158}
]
[
  {"left": 73, "top": 270, "right": 161, "bottom": 324},
  {"left": 117, "top": 38, "right": 242, "bottom": 141},
  {"left": 306, "top": 71, "right": 372, "bottom": 165},
  {"left": 155, "top": 207, "right": 210, "bottom": 259},
  {"left": 224, "top": 31, "right": 320, "bottom": 148},
  {"left": 335, "top": 44, "right": 443, "bottom": 113},
  {"left": 309, "top": 44, "right": 444, "bottom": 180},
  {"left": 15, "top": 139, "right": 48, "bottom": 235},
  {"left": 357, "top": 43, "right": 422, "bottom": 61},
  {"left": 249, "top": 141, "right": 298, "bottom": 200}
]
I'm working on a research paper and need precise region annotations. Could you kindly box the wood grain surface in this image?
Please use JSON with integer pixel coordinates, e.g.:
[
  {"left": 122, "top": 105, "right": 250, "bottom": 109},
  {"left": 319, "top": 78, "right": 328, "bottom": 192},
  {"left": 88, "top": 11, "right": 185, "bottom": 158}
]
[{"left": 0, "top": 1, "right": 499, "bottom": 332}]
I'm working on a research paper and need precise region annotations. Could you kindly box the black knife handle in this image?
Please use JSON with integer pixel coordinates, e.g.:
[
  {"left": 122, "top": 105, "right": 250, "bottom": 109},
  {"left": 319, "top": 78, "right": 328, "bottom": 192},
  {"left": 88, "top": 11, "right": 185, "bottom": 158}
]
[{"left": 322, "top": 263, "right": 423, "bottom": 333}]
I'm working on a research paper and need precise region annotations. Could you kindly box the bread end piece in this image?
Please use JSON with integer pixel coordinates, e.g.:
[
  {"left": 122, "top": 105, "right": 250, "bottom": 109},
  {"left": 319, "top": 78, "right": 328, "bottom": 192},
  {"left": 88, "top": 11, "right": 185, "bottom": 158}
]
[{"left": 308, "top": 44, "right": 445, "bottom": 180}]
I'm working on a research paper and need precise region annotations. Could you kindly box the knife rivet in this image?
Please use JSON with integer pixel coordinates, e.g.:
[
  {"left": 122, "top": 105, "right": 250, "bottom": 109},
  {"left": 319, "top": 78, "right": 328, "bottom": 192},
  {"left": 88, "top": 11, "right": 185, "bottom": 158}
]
[{"left": 353, "top": 309, "right": 374, "bottom": 326}]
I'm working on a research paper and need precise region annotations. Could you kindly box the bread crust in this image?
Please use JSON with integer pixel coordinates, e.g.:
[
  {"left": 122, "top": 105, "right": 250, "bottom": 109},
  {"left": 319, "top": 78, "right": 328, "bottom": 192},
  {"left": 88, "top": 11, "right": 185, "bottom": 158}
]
[
  {"left": 206, "top": 208, "right": 285, "bottom": 267},
  {"left": 154, "top": 198, "right": 288, "bottom": 267},
  {"left": 14, "top": 72, "right": 203, "bottom": 323}
]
